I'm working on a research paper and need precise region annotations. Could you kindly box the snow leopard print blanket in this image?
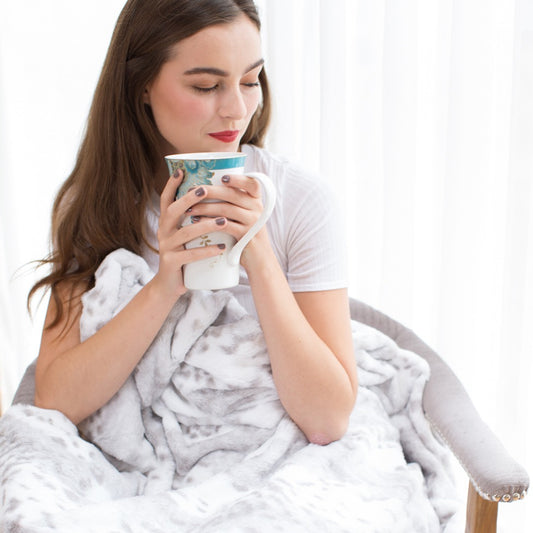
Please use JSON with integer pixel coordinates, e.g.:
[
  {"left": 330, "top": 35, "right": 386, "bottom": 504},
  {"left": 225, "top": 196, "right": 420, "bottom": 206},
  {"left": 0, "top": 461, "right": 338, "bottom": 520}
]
[{"left": 0, "top": 249, "right": 460, "bottom": 532}]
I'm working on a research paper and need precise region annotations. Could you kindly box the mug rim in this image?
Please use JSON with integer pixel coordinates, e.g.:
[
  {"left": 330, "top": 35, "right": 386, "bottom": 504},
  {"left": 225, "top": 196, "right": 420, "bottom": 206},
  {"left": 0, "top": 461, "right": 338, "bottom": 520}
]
[{"left": 165, "top": 152, "right": 244, "bottom": 161}]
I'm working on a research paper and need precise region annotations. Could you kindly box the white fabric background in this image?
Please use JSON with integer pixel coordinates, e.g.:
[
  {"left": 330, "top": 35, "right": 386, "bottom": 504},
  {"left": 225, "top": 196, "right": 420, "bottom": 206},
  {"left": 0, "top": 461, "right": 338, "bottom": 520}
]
[{"left": 0, "top": 1, "right": 531, "bottom": 530}]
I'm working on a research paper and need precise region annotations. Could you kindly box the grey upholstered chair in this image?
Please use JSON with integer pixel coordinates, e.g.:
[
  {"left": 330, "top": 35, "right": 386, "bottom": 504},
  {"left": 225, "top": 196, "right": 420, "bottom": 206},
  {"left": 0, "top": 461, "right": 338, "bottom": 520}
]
[{"left": 10, "top": 297, "right": 529, "bottom": 533}]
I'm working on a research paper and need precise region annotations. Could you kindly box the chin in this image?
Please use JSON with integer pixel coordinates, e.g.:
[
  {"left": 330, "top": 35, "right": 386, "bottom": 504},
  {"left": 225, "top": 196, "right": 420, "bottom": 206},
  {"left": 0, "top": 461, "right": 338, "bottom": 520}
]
[
  {"left": 204, "top": 146, "right": 240, "bottom": 154},
  {"left": 173, "top": 139, "right": 242, "bottom": 154},
  {"left": 225, "top": 145, "right": 241, "bottom": 152}
]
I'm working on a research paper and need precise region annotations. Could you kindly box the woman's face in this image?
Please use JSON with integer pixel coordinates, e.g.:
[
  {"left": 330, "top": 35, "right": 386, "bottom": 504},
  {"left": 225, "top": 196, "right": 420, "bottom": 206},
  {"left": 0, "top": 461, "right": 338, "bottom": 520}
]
[{"left": 145, "top": 14, "right": 263, "bottom": 154}]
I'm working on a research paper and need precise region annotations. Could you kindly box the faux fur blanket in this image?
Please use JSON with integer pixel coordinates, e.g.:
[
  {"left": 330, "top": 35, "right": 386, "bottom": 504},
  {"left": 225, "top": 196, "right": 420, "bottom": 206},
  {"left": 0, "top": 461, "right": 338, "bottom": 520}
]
[{"left": 0, "top": 249, "right": 460, "bottom": 532}]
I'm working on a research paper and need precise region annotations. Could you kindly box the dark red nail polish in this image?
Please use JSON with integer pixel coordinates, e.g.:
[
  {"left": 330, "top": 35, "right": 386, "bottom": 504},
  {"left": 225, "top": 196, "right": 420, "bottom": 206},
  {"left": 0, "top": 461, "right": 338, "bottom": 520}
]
[
  {"left": 195, "top": 187, "right": 206, "bottom": 197},
  {"left": 215, "top": 217, "right": 226, "bottom": 226},
  {"left": 217, "top": 243, "right": 226, "bottom": 250},
  {"left": 221, "top": 175, "right": 230, "bottom": 183}
]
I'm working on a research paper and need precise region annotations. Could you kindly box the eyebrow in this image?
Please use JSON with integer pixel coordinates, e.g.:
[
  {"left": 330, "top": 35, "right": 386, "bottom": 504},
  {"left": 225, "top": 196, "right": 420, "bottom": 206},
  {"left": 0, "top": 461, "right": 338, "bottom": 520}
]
[{"left": 184, "top": 58, "right": 265, "bottom": 77}]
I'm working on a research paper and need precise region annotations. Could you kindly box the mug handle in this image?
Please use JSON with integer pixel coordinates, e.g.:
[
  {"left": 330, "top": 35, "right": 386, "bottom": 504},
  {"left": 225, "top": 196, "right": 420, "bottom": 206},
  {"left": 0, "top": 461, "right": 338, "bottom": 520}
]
[{"left": 227, "top": 172, "right": 277, "bottom": 266}]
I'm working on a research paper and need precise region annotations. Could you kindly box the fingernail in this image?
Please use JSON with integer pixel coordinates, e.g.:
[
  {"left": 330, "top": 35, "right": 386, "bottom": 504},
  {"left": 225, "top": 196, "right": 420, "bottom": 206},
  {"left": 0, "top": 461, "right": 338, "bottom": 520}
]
[
  {"left": 195, "top": 187, "right": 206, "bottom": 197},
  {"left": 221, "top": 175, "right": 230, "bottom": 183},
  {"left": 191, "top": 216, "right": 201, "bottom": 223},
  {"left": 217, "top": 244, "right": 226, "bottom": 250},
  {"left": 215, "top": 217, "right": 226, "bottom": 226},
  {"left": 173, "top": 168, "right": 181, "bottom": 178},
  {"left": 186, "top": 207, "right": 192, "bottom": 213}
]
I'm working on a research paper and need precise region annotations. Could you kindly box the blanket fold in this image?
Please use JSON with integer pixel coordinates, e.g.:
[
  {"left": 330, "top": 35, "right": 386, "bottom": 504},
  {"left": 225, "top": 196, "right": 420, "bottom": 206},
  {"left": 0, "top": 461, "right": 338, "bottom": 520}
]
[{"left": 0, "top": 249, "right": 460, "bottom": 532}]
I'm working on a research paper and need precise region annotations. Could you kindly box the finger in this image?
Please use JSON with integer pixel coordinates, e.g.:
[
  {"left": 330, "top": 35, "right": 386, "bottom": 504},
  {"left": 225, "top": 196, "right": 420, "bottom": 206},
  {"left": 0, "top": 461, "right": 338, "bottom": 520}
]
[
  {"left": 213, "top": 218, "right": 254, "bottom": 242},
  {"left": 182, "top": 208, "right": 257, "bottom": 244},
  {"left": 221, "top": 174, "right": 262, "bottom": 198},
  {"left": 160, "top": 168, "right": 183, "bottom": 214},
  {"left": 180, "top": 243, "right": 227, "bottom": 266},
  {"left": 159, "top": 186, "right": 208, "bottom": 236},
  {"left": 188, "top": 201, "right": 257, "bottom": 227},
  {"left": 197, "top": 185, "right": 258, "bottom": 213},
  {"left": 166, "top": 216, "right": 228, "bottom": 250}
]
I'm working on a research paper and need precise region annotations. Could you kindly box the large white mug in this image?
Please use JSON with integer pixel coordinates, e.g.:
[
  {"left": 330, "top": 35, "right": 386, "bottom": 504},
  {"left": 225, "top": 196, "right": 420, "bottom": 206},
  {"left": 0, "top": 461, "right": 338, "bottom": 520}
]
[{"left": 165, "top": 152, "right": 276, "bottom": 290}]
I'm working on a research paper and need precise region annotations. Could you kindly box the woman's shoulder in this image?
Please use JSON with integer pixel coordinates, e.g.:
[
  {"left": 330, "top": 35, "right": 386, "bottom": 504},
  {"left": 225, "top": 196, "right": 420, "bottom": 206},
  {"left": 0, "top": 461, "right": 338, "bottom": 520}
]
[{"left": 242, "top": 144, "right": 323, "bottom": 196}]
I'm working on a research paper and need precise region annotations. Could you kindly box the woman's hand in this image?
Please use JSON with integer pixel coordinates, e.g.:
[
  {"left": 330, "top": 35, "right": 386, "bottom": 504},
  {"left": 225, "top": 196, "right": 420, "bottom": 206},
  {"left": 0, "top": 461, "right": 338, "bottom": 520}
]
[
  {"left": 184, "top": 173, "right": 270, "bottom": 270},
  {"left": 154, "top": 170, "right": 229, "bottom": 298}
]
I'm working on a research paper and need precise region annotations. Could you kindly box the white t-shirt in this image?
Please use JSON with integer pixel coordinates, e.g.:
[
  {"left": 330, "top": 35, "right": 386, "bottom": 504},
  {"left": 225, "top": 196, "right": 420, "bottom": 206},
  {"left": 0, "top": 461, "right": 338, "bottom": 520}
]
[{"left": 143, "top": 144, "right": 348, "bottom": 318}]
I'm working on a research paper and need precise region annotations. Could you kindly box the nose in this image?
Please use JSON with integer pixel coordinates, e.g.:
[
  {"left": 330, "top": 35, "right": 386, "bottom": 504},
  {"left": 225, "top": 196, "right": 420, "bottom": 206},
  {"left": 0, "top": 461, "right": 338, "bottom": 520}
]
[{"left": 219, "top": 85, "right": 247, "bottom": 120}]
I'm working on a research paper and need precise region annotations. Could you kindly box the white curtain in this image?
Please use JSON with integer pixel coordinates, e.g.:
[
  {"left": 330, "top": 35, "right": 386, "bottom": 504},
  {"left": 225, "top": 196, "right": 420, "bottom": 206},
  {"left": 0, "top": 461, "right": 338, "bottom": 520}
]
[
  {"left": 1, "top": 1, "right": 531, "bottom": 530},
  {"left": 0, "top": 0, "right": 128, "bottom": 411},
  {"left": 256, "top": 1, "right": 533, "bottom": 529}
]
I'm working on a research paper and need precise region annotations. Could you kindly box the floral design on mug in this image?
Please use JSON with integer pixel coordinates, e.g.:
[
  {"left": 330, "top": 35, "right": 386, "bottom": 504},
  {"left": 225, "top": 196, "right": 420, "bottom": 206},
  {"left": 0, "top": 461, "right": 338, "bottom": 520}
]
[
  {"left": 199, "top": 235, "right": 212, "bottom": 247},
  {"left": 171, "top": 160, "right": 216, "bottom": 199}
]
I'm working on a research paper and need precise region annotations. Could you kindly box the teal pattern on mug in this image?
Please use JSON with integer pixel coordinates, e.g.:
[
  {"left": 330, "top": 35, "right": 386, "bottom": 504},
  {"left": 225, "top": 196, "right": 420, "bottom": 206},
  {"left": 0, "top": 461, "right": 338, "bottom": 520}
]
[{"left": 166, "top": 156, "right": 246, "bottom": 199}]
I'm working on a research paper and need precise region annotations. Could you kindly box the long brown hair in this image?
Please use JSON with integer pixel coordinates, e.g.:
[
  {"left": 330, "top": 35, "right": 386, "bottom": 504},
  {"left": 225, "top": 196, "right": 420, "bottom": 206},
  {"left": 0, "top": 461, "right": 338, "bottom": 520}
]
[{"left": 29, "top": 0, "right": 271, "bottom": 327}]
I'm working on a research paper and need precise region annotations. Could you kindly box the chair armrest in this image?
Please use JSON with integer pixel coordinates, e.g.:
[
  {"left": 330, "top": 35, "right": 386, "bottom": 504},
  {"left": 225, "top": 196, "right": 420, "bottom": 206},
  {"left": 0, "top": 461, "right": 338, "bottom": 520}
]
[{"left": 349, "top": 298, "right": 529, "bottom": 502}]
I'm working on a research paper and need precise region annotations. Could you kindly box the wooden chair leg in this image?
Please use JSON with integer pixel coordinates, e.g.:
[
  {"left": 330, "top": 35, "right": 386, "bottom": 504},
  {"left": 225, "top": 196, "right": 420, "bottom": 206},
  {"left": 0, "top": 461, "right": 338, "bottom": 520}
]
[{"left": 465, "top": 482, "right": 498, "bottom": 533}]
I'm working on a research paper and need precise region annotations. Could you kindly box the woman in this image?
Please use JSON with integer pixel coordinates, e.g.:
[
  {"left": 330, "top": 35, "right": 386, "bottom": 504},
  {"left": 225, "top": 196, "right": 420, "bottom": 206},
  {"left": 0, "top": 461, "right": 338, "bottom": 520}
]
[{"left": 30, "top": 0, "right": 358, "bottom": 445}]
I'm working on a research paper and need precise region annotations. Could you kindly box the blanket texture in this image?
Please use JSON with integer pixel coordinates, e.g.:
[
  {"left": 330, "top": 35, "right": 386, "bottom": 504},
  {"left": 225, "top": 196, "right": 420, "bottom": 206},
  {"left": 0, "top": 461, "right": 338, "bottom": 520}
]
[{"left": 0, "top": 249, "right": 460, "bottom": 532}]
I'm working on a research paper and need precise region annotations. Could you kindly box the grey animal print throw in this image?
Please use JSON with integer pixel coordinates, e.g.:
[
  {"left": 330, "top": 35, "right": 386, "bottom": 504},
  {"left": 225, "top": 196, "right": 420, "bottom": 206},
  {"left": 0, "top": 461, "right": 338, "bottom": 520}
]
[{"left": 0, "top": 249, "right": 460, "bottom": 532}]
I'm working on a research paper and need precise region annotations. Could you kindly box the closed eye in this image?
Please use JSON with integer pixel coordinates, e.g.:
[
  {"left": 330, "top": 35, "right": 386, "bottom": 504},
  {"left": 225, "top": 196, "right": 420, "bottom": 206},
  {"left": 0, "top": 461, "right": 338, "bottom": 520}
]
[
  {"left": 193, "top": 82, "right": 259, "bottom": 94},
  {"left": 193, "top": 85, "right": 218, "bottom": 93}
]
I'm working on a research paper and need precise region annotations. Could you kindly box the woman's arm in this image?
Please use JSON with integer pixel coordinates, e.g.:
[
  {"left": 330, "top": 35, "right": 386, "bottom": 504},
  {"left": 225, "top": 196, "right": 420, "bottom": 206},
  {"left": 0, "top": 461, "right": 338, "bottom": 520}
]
[
  {"left": 244, "top": 236, "right": 357, "bottom": 445},
  {"left": 191, "top": 174, "right": 358, "bottom": 444},
  {"left": 35, "top": 173, "right": 229, "bottom": 424},
  {"left": 35, "top": 279, "right": 178, "bottom": 424}
]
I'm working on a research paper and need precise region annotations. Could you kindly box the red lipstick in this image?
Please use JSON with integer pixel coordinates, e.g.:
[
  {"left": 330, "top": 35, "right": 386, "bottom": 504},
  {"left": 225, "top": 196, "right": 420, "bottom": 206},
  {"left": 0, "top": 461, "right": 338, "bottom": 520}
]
[{"left": 208, "top": 130, "right": 240, "bottom": 143}]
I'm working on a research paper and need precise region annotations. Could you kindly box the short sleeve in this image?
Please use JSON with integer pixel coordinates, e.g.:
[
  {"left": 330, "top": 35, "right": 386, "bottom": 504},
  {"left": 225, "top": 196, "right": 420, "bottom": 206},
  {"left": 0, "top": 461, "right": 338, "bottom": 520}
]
[{"left": 283, "top": 175, "right": 349, "bottom": 292}]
